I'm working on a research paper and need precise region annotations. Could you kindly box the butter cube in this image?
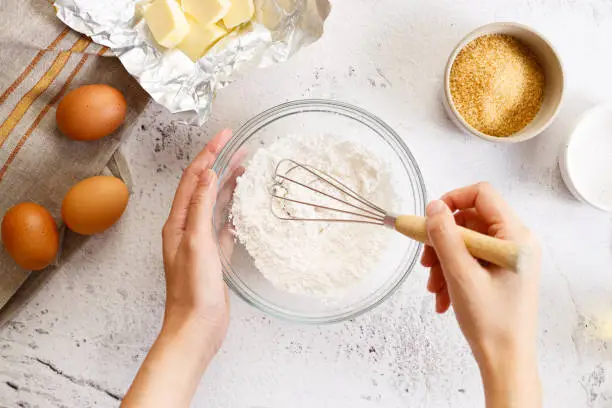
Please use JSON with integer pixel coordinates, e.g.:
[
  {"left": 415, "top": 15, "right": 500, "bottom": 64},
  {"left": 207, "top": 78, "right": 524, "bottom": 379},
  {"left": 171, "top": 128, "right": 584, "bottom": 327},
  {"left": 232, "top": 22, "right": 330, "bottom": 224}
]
[
  {"left": 144, "top": 0, "right": 190, "bottom": 48},
  {"left": 178, "top": 19, "right": 227, "bottom": 61},
  {"left": 181, "top": 0, "right": 231, "bottom": 26},
  {"left": 223, "top": 0, "right": 255, "bottom": 29}
]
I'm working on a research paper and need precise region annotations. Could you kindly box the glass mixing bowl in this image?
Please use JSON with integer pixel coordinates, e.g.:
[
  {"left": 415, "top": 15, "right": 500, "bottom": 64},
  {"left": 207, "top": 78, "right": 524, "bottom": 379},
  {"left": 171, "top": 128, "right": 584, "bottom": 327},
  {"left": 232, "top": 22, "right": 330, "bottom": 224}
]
[{"left": 212, "top": 100, "right": 427, "bottom": 324}]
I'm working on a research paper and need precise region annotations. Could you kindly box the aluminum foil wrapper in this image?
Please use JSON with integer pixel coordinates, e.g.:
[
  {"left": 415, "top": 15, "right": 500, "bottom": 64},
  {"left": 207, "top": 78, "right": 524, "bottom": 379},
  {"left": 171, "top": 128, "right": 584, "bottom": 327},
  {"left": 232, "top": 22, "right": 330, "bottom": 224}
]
[{"left": 55, "top": 0, "right": 331, "bottom": 124}]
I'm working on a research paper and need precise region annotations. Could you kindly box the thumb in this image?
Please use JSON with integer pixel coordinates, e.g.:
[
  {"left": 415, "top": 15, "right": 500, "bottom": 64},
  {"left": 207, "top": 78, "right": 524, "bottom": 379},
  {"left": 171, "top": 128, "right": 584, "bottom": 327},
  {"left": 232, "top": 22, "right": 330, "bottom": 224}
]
[
  {"left": 185, "top": 169, "right": 218, "bottom": 238},
  {"left": 426, "top": 200, "right": 478, "bottom": 283}
]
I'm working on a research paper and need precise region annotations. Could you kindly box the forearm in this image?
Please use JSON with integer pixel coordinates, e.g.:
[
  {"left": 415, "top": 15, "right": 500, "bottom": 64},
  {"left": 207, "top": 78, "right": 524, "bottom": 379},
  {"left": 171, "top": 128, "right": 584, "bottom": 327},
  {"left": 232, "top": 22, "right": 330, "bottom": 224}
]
[
  {"left": 121, "top": 315, "right": 217, "bottom": 408},
  {"left": 479, "top": 348, "right": 541, "bottom": 408}
]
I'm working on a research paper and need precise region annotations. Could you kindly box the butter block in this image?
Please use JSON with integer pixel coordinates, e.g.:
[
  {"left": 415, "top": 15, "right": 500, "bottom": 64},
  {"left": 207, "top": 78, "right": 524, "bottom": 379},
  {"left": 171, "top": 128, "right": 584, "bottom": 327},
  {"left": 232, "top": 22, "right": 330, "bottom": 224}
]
[
  {"left": 178, "top": 19, "right": 227, "bottom": 61},
  {"left": 223, "top": 0, "right": 255, "bottom": 29},
  {"left": 144, "top": 0, "right": 190, "bottom": 48},
  {"left": 181, "top": 0, "right": 231, "bottom": 26}
]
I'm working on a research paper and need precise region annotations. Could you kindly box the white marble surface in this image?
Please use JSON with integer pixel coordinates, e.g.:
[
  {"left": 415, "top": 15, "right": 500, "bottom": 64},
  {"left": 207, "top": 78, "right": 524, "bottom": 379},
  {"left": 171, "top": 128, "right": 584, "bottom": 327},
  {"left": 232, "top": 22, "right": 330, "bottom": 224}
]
[{"left": 2, "top": 0, "right": 612, "bottom": 407}]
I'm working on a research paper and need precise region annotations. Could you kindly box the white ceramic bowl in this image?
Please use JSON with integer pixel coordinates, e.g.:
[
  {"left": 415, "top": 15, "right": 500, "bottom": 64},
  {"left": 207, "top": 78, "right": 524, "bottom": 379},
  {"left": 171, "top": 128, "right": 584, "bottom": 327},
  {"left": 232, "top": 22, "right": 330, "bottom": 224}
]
[
  {"left": 443, "top": 22, "right": 565, "bottom": 143},
  {"left": 559, "top": 105, "right": 612, "bottom": 212}
]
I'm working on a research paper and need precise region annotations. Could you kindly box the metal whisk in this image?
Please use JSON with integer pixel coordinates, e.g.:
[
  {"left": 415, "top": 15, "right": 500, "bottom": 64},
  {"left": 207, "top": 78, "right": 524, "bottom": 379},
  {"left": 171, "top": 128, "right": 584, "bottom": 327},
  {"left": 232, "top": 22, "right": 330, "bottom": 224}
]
[{"left": 269, "top": 159, "right": 520, "bottom": 270}]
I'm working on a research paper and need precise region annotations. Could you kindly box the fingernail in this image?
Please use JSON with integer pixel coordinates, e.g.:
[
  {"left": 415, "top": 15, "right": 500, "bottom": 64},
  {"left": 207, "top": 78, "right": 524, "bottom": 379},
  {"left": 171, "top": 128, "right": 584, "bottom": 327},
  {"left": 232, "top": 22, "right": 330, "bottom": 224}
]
[{"left": 427, "top": 200, "right": 446, "bottom": 216}]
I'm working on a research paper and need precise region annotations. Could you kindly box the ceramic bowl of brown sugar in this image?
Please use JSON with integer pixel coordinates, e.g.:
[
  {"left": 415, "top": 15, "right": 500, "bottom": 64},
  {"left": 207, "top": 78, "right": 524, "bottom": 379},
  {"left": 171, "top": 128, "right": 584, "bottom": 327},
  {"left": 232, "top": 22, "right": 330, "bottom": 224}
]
[{"left": 443, "top": 22, "right": 564, "bottom": 143}]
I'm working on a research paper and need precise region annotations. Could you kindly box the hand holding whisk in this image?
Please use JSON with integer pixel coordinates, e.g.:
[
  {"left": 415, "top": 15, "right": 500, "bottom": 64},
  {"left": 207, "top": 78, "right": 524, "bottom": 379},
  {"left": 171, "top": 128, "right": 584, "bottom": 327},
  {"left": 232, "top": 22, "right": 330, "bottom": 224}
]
[{"left": 269, "top": 159, "right": 521, "bottom": 270}]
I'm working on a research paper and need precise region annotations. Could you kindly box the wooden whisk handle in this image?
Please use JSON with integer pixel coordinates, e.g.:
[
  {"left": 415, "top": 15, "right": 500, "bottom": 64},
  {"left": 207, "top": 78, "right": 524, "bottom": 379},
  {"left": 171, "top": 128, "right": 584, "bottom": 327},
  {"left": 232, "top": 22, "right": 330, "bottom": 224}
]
[{"left": 394, "top": 215, "right": 520, "bottom": 270}]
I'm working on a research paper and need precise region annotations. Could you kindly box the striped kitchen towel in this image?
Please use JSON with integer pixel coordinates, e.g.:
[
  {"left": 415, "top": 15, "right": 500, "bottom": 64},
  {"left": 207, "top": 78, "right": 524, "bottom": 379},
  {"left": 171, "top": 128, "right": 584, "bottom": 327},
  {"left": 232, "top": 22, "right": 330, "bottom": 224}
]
[{"left": 0, "top": 0, "right": 148, "bottom": 310}]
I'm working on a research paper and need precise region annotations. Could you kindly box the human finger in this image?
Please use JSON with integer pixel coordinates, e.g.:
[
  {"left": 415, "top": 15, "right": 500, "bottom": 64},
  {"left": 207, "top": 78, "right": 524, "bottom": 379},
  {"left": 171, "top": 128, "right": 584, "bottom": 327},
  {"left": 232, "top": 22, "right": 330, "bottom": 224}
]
[
  {"left": 215, "top": 149, "right": 246, "bottom": 234},
  {"left": 185, "top": 169, "right": 218, "bottom": 238},
  {"left": 425, "top": 200, "right": 479, "bottom": 285},
  {"left": 427, "top": 263, "right": 446, "bottom": 294},
  {"left": 421, "top": 245, "right": 438, "bottom": 267},
  {"left": 226, "top": 147, "right": 247, "bottom": 180},
  {"left": 163, "top": 130, "right": 232, "bottom": 253},
  {"left": 217, "top": 166, "right": 245, "bottom": 258},
  {"left": 167, "top": 129, "right": 231, "bottom": 231},
  {"left": 218, "top": 224, "right": 236, "bottom": 263},
  {"left": 423, "top": 207, "right": 488, "bottom": 268},
  {"left": 454, "top": 208, "right": 489, "bottom": 235},
  {"left": 436, "top": 287, "right": 451, "bottom": 313},
  {"left": 423, "top": 209, "right": 488, "bottom": 270},
  {"left": 217, "top": 166, "right": 245, "bottom": 222},
  {"left": 441, "top": 182, "right": 521, "bottom": 237}
]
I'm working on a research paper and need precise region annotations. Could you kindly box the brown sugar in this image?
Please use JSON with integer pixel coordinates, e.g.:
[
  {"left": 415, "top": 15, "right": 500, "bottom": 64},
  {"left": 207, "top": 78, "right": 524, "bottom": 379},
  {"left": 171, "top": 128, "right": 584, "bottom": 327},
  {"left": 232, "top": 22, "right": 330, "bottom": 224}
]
[{"left": 450, "top": 34, "right": 545, "bottom": 137}]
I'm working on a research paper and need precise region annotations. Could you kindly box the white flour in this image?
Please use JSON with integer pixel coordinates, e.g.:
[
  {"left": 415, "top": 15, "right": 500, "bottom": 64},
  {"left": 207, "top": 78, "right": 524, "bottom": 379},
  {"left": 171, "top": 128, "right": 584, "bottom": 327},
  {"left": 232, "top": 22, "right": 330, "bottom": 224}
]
[{"left": 231, "top": 134, "right": 400, "bottom": 298}]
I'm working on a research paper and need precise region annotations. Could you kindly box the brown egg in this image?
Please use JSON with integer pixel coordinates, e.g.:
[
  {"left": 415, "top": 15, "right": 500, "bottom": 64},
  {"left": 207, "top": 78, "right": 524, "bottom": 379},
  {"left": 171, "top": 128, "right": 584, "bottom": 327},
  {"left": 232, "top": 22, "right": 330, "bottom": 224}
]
[
  {"left": 62, "top": 176, "right": 129, "bottom": 235},
  {"left": 56, "top": 84, "right": 127, "bottom": 141},
  {"left": 1, "top": 203, "right": 59, "bottom": 271}
]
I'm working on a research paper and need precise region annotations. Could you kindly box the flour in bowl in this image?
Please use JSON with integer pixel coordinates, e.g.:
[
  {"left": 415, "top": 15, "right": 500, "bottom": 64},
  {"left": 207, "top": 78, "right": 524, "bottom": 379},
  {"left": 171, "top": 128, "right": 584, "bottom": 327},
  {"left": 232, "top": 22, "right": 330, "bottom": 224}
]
[{"left": 231, "top": 134, "right": 401, "bottom": 298}]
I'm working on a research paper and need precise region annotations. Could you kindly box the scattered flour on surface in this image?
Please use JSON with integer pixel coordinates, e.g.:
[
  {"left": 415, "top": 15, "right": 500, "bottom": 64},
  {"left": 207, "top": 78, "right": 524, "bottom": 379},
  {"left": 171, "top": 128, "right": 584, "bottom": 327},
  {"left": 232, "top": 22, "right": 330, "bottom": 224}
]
[{"left": 231, "top": 134, "right": 401, "bottom": 298}]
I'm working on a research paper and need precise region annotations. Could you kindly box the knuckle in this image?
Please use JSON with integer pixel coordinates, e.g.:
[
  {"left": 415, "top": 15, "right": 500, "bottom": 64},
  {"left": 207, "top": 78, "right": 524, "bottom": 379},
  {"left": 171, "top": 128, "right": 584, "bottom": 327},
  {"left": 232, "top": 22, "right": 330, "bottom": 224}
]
[
  {"left": 185, "top": 162, "right": 206, "bottom": 178},
  {"left": 190, "top": 192, "right": 207, "bottom": 209},
  {"left": 184, "top": 233, "right": 214, "bottom": 253},
  {"left": 432, "top": 222, "right": 449, "bottom": 237},
  {"left": 476, "top": 181, "right": 493, "bottom": 192},
  {"left": 183, "top": 163, "right": 196, "bottom": 177},
  {"left": 184, "top": 235, "right": 202, "bottom": 252},
  {"left": 427, "top": 216, "right": 449, "bottom": 238}
]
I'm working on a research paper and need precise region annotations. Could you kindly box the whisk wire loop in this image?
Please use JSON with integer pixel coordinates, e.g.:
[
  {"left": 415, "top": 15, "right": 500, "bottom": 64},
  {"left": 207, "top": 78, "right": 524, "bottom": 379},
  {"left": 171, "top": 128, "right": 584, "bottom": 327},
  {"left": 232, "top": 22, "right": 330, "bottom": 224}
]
[{"left": 270, "top": 159, "right": 388, "bottom": 225}]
